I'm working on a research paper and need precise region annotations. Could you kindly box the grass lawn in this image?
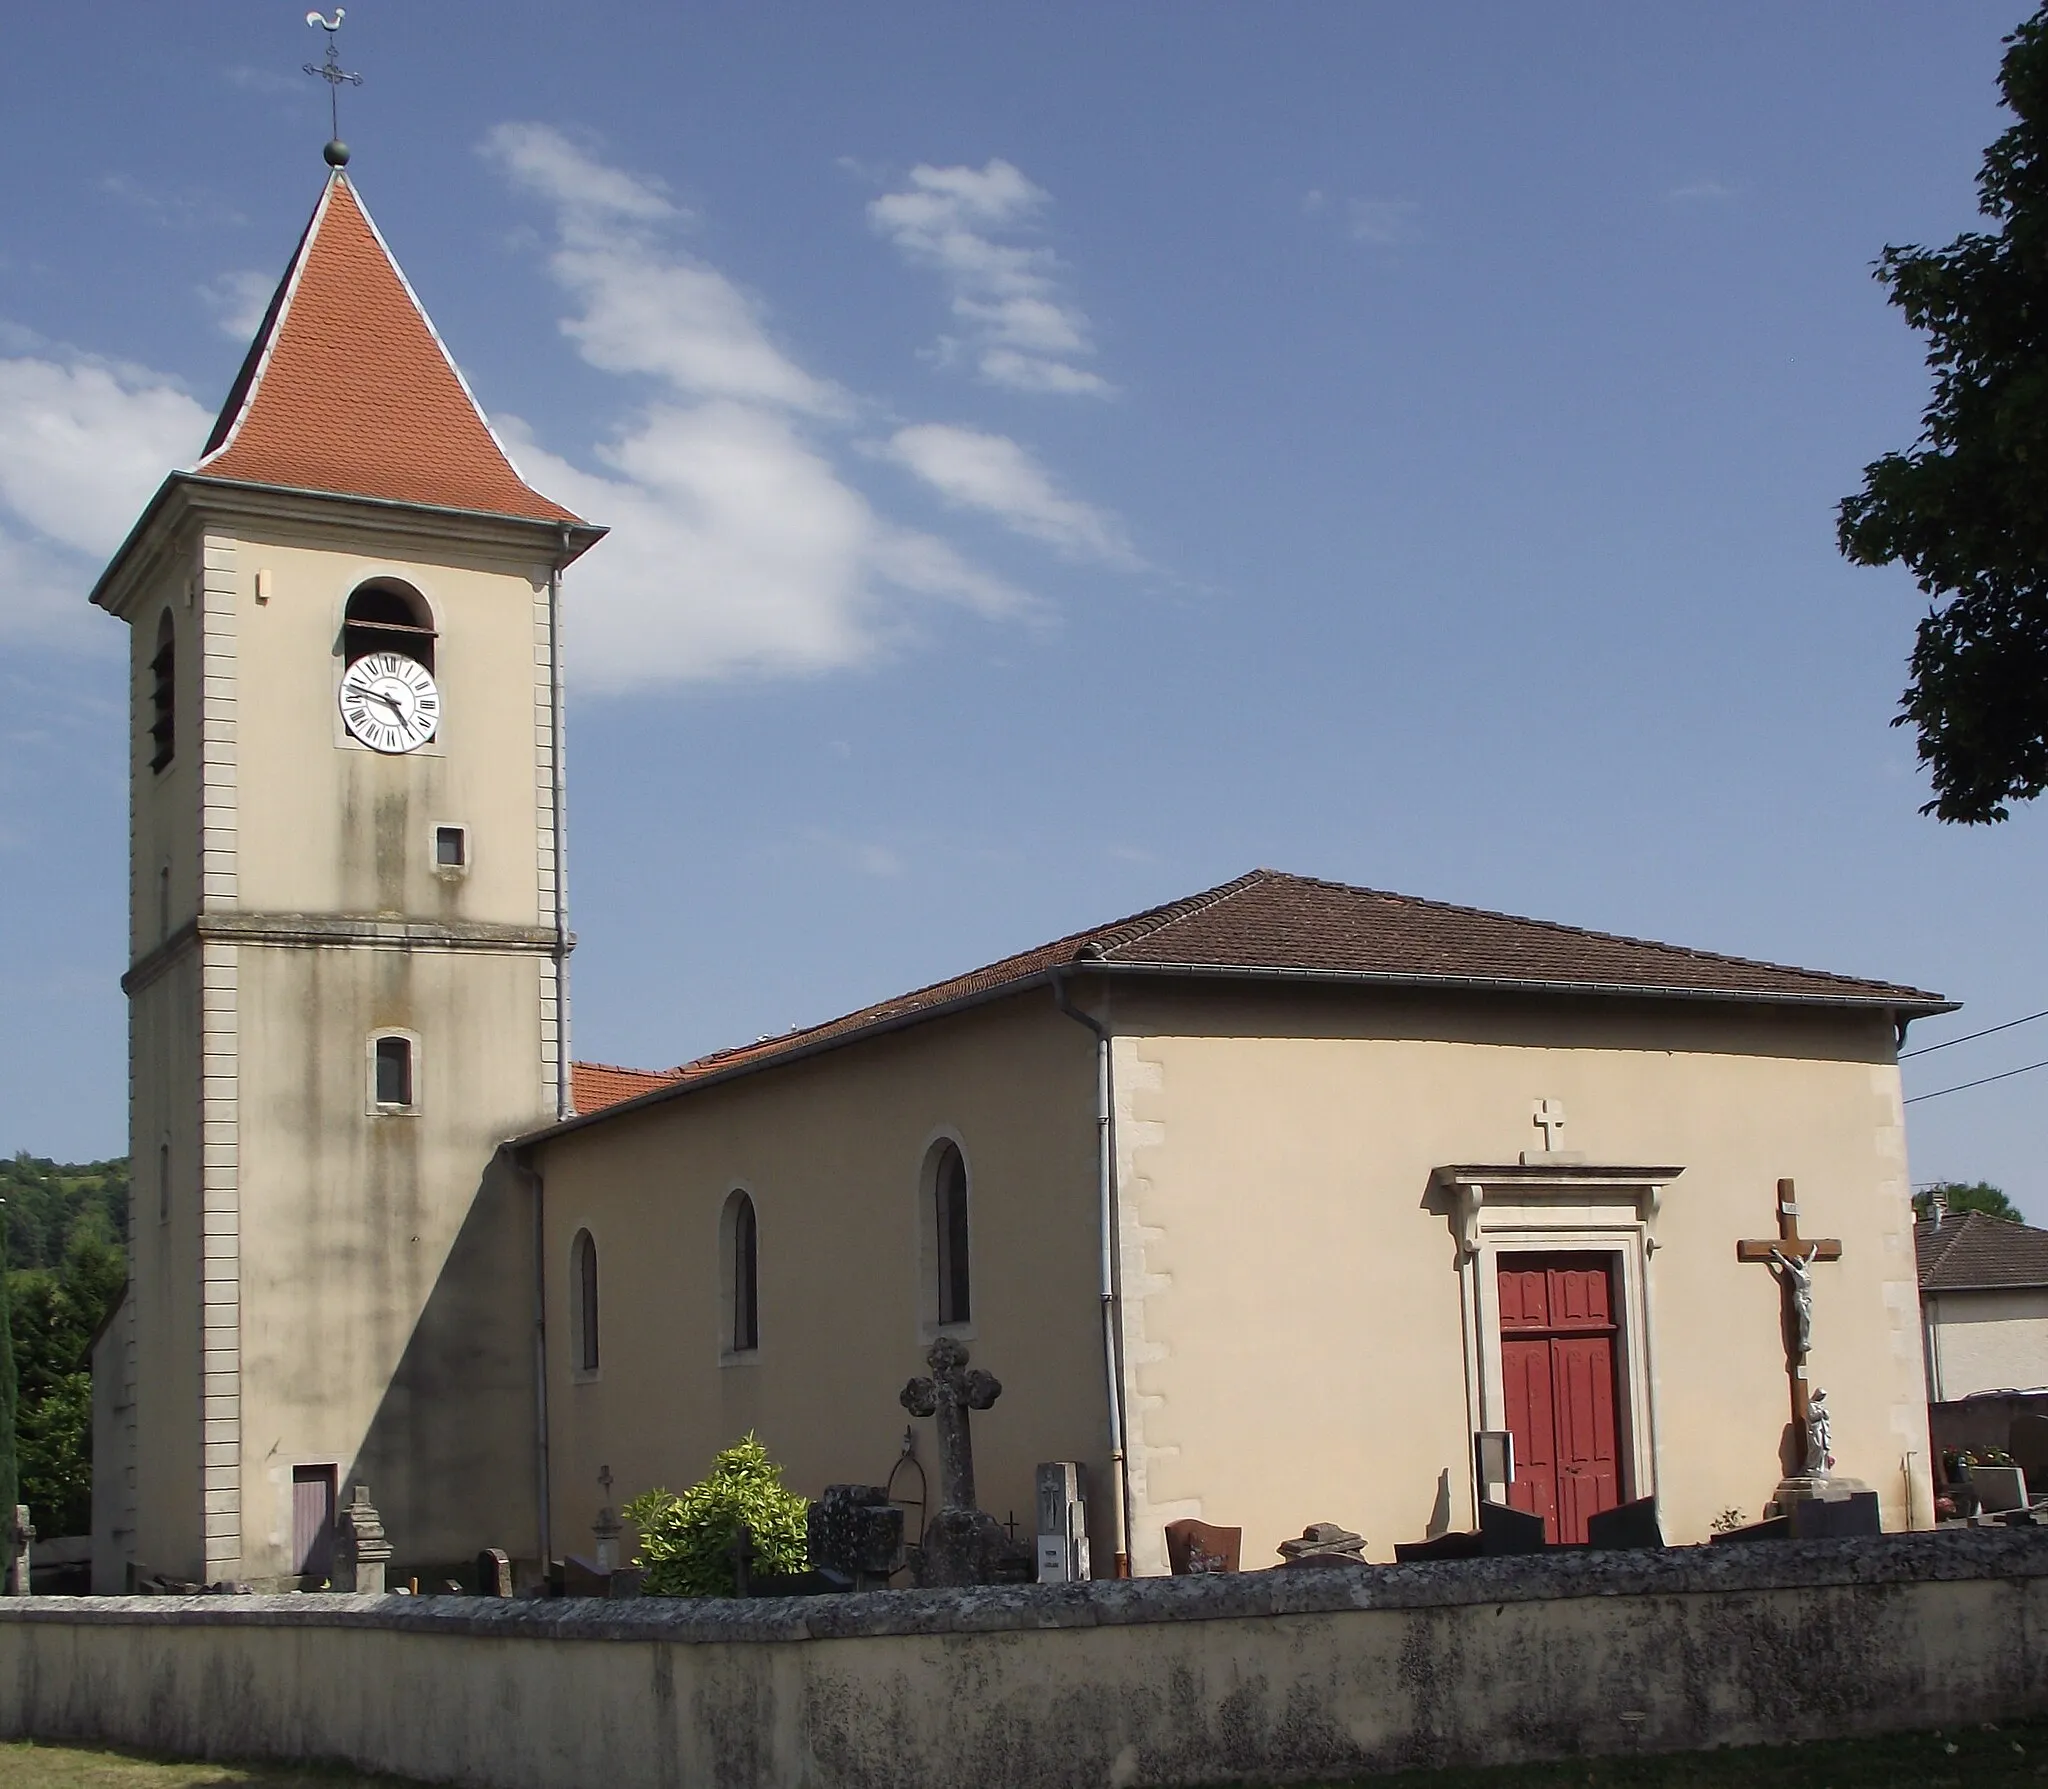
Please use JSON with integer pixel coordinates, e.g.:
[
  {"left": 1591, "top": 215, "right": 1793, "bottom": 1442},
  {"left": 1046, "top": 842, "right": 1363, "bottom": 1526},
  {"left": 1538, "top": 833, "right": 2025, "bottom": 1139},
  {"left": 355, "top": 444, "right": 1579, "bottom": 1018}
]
[
  {"left": 1276, "top": 1719, "right": 2048, "bottom": 1789},
  {"left": 2, "top": 1721, "right": 2043, "bottom": 1788},
  {"left": 0, "top": 1744, "right": 427, "bottom": 1788}
]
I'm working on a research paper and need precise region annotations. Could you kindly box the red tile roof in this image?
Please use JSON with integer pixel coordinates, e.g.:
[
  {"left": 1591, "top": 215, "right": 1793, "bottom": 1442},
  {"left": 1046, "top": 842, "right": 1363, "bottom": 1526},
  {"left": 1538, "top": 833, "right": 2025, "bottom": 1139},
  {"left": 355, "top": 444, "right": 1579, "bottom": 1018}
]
[
  {"left": 553, "top": 869, "right": 1946, "bottom": 1134},
  {"left": 572, "top": 1061, "right": 684, "bottom": 1116},
  {"left": 1918, "top": 1210, "right": 2048, "bottom": 1292},
  {"left": 197, "top": 173, "right": 580, "bottom": 523}
]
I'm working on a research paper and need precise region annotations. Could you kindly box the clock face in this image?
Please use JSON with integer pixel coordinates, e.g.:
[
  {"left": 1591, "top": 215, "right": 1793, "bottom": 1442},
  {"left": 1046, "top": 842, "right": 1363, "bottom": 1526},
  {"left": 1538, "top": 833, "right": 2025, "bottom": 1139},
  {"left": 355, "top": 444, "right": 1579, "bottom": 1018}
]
[{"left": 339, "top": 651, "right": 440, "bottom": 754}]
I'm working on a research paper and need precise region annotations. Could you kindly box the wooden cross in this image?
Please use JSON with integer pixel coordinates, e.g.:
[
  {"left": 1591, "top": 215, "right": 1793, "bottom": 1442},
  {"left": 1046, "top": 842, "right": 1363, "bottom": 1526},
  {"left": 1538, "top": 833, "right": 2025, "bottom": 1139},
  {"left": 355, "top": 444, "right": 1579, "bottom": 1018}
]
[
  {"left": 1736, "top": 1178, "right": 1843, "bottom": 1425},
  {"left": 1532, "top": 1099, "right": 1567, "bottom": 1151}
]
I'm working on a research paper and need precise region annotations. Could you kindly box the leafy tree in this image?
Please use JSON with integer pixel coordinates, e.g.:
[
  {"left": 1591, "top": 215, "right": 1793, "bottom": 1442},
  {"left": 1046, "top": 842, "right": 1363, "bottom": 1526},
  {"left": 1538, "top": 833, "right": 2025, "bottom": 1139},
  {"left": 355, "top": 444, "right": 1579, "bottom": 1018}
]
[
  {"left": 1915, "top": 1179, "right": 2025, "bottom": 1222},
  {"left": 1838, "top": 8, "right": 2048, "bottom": 822},
  {"left": 0, "top": 1155, "right": 128, "bottom": 1269},
  {"left": 623, "top": 1434, "right": 809, "bottom": 1597},
  {"left": 0, "top": 1158, "right": 130, "bottom": 1536}
]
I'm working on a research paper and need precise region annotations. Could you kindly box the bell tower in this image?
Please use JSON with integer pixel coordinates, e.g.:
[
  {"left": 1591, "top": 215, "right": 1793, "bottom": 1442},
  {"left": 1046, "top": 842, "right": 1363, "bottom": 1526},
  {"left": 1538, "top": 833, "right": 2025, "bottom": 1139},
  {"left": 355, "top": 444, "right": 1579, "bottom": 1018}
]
[{"left": 89, "top": 158, "right": 604, "bottom": 1588}]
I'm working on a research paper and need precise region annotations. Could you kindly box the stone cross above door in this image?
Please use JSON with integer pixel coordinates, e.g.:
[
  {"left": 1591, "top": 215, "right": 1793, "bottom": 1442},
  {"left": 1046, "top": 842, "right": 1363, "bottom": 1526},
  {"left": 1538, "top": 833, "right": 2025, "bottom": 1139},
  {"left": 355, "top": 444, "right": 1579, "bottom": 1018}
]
[{"left": 1532, "top": 1100, "right": 1567, "bottom": 1151}]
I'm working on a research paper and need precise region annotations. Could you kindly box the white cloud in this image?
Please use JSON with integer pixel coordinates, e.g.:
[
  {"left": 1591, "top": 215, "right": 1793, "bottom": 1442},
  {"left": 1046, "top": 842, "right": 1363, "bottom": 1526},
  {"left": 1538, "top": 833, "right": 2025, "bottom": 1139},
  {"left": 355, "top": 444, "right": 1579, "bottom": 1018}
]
[
  {"left": 882, "top": 424, "right": 1136, "bottom": 566},
  {"left": 1346, "top": 199, "right": 1419, "bottom": 245},
  {"left": 199, "top": 269, "right": 275, "bottom": 341},
  {"left": 487, "top": 123, "right": 841, "bottom": 414},
  {"left": 868, "top": 160, "right": 1109, "bottom": 397},
  {"left": 482, "top": 126, "right": 1050, "bottom": 689},
  {"left": 0, "top": 352, "right": 209, "bottom": 647},
  {"left": 501, "top": 405, "right": 1022, "bottom": 690}
]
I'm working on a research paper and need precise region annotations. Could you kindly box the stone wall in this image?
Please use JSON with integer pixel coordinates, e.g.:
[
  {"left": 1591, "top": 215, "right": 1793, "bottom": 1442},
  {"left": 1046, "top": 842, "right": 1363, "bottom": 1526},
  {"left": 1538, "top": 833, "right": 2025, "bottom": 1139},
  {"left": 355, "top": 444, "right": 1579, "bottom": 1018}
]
[{"left": 1, "top": 1532, "right": 2043, "bottom": 1789}]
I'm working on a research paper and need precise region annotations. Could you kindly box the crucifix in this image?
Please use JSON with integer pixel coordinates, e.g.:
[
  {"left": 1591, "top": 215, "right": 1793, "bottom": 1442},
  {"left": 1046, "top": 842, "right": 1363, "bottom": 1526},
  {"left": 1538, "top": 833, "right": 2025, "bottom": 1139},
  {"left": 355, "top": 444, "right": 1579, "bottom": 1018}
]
[
  {"left": 1532, "top": 1099, "right": 1567, "bottom": 1151},
  {"left": 1736, "top": 1178, "right": 1843, "bottom": 1444},
  {"left": 900, "top": 1334, "right": 1001, "bottom": 1513},
  {"left": 304, "top": 10, "right": 364, "bottom": 152}
]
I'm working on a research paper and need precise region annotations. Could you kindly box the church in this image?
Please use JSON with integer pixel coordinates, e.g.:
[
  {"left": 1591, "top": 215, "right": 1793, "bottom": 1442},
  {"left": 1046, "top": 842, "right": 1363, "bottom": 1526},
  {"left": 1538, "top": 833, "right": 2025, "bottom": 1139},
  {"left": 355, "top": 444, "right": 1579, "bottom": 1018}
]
[{"left": 87, "top": 152, "right": 1951, "bottom": 1592}]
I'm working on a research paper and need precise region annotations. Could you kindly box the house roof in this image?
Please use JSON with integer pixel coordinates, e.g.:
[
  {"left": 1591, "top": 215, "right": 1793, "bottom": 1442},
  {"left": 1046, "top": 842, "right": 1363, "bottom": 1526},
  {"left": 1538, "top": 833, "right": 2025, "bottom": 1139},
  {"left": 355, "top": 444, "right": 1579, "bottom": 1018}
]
[
  {"left": 572, "top": 1060, "right": 684, "bottom": 1116},
  {"left": 552, "top": 868, "right": 1947, "bottom": 1133},
  {"left": 195, "top": 173, "right": 580, "bottom": 524},
  {"left": 1917, "top": 1210, "right": 2048, "bottom": 1292}
]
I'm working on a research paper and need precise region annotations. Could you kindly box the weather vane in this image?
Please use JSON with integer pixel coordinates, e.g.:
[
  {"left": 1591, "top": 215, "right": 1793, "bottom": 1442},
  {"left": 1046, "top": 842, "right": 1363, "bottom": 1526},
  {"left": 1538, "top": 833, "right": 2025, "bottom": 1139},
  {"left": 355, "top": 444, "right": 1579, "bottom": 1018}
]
[{"left": 304, "top": 10, "right": 363, "bottom": 166}]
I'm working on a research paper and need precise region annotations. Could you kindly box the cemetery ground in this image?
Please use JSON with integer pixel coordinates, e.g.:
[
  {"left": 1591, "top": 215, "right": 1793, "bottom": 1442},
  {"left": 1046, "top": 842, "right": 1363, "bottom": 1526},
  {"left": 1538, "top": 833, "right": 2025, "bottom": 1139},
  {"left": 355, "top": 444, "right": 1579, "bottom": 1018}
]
[{"left": 1, "top": 1722, "right": 2045, "bottom": 1789}]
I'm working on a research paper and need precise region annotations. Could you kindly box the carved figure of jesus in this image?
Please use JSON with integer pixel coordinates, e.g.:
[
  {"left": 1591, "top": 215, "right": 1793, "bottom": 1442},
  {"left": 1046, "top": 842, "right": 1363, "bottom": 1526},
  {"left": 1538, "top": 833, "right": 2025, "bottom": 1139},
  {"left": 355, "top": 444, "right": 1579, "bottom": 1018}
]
[{"left": 1769, "top": 1242, "right": 1819, "bottom": 1357}]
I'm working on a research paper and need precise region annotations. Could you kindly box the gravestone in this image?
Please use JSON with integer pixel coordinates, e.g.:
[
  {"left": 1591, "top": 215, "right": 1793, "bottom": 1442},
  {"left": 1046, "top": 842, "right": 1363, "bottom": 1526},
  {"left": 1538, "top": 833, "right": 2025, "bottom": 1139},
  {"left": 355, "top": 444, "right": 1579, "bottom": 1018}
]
[
  {"left": 808, "top": 1484, "right": 902, "bottom": 1589},
  {"left": 2, "top": 1507, "right": 31, "bottom": 1597},
  {"left": 1786, "top": 1488, "right": 1881, "bottom": 1538},
  {"left": 900, "top": 1335, "right": 1022, "bottom": 1586},
  {"left": 1969, "top": 1464, "right": 2029, "bottom": 1515},
  {"left": 335, "top": 1485, "right": 391, "bottom": 1593},
  {"left": 1277, "top": 1521, "right": 1367, "bottom": 1566},
  {"left": 1586, "top": 1497, "right": 1665, "bottom": 1551},
  {"left": 475, "top": 1548, "right": 513, "bottom": 1598},
  {"left": 1479, "top": 1499, "right": 1548, "bottom": 1555},
  {"left": 1164, "top": 1519, "right": 1241, "bottom": 1575},
  {"left": 592, "top": 1465, "right": 623, "bottom": 1573}
]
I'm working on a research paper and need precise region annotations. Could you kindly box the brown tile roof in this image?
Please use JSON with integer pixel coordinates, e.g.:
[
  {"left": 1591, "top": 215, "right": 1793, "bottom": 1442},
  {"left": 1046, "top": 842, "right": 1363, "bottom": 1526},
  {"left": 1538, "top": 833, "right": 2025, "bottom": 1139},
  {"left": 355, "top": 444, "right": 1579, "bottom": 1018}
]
[
  {"left": 548, "top": 869, "right": 1946, "bottom": 1134},
  {"left": 197, "top": 174, "right": 580, "bottom": 523},
  {"left": 572, "top": 1061, "right": 684, "bottom": 1116},
  {"left": 1918, "top": 1210, "right": 2048, "bottom": 1292}
]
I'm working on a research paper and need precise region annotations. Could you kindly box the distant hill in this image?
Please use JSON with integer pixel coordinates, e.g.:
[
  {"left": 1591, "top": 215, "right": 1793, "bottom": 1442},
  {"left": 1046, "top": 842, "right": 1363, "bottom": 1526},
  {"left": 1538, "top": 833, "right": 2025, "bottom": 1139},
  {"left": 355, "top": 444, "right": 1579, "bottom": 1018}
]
[{"left": 1, "top": 1155, "right": 127, "bottom": 1271}]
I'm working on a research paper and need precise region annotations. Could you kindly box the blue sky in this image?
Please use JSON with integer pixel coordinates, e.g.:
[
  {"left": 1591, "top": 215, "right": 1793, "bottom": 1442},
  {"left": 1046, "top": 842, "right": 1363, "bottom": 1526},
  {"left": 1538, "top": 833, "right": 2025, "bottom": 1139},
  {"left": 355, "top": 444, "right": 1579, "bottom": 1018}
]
[{"left": 4, "top": 2, "right": 2045, "bottom": 1216}]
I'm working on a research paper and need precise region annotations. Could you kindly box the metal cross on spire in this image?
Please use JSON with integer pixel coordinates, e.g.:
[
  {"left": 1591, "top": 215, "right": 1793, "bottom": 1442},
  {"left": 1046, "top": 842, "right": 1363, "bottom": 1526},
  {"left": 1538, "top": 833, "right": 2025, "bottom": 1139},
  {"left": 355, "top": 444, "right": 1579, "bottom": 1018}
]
[{"left": 304, "top": 10, "right": 363, "bottom": 165}]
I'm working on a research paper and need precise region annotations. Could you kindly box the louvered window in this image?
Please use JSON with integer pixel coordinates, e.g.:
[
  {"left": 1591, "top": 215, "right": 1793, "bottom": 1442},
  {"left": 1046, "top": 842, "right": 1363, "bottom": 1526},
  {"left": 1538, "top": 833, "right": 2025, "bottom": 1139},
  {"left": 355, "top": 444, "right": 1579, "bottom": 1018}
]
[{"left": 149, "top": 611, "right": 175, "bottom": 773}]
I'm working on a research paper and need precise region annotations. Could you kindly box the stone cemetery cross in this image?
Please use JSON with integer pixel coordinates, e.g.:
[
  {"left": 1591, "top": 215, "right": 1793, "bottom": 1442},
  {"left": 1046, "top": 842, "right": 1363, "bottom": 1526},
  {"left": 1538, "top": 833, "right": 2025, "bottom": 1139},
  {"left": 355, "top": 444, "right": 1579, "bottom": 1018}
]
[
  {"left": 1735, "top": 1178, "right": 1843, "bottom": 1434},
  {"left": 901, "top": 1334, "right": 1001, "bottom": 1512}
]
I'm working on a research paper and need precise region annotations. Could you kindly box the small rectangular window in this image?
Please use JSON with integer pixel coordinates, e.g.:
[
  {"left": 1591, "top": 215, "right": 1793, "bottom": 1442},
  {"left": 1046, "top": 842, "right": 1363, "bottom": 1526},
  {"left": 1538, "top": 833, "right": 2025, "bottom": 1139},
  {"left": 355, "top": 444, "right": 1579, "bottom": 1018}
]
[
  {"left": 374, "top": 1036, "right": 413, "bottom": 1107},
  {"left": 434, "top": 825, "right": 466, "bottom": 867}
]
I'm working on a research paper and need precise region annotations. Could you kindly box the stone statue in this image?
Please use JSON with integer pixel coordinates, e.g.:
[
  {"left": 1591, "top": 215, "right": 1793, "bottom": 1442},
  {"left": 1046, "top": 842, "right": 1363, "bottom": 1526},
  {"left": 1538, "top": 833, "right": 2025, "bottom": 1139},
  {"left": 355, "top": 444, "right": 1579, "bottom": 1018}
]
[
  {"left": 1803, "top": 1389, "right": 1832, "bottom": 1478},
  {"left": 1769, "top": 1242, "right": 1819, "bottom": 1357}
]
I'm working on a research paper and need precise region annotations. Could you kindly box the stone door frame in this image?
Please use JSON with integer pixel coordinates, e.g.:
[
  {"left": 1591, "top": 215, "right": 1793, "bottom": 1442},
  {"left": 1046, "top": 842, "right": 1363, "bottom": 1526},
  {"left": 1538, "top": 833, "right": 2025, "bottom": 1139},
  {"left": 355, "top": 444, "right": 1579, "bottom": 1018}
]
[{"left": 1435, "top": 1163, "right": 1685, "bottom": 1530}]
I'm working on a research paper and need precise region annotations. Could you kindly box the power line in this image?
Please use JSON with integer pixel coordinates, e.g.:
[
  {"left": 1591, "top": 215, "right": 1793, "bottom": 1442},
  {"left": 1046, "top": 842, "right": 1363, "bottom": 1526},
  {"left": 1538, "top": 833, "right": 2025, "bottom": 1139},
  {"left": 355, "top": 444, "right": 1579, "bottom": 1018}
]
[
  {"left": 1904, "top": 1056, "right": 2048, "bottom": 1105},
  {"left": 1902, "top": 1006, "right": 2048, "bottom": 1060}
]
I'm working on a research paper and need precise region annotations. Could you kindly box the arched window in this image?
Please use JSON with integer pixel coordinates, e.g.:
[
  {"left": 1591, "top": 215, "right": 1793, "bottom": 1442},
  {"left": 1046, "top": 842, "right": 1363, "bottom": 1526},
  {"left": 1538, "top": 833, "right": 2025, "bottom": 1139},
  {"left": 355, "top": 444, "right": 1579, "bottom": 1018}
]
[
  {"left": 343, "top": 579, "right": 435, "bottom": 672},
  {"left": 149, "top": 610, "right": 175, "bottom": 773},
  {"left": 723, "top": 1191, "right": 759, "bottom": 1355},
  {"left": 371, "top": 1033, "right": 416, "bottom": 1110},
  {"left": 934, "top": 1143, "right": 972, "bottom": 1326},
  {"left": 571, "top": 1229, "right": 600, "bottom": 1374}
]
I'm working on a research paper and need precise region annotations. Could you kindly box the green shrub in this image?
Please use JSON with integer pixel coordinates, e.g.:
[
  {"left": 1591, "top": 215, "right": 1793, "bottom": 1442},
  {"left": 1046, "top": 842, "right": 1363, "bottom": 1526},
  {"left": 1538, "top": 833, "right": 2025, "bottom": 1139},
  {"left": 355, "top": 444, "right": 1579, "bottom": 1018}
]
[{"left": 623, "top": 1433, "right": 809, "bottom": 1597}]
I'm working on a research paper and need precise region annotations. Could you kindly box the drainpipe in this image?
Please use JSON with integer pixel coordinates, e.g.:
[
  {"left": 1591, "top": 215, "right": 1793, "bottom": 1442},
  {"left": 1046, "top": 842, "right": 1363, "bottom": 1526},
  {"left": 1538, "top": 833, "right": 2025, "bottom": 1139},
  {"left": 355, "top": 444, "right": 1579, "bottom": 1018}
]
[
  {"left": 505, "top": 1146, "right": 552, "bottom": 1572},
  {"left": 1051, "top": 962, "right": 1133, "bottom": 1578},
  {"left": 548, "top": 531, "right": 572, "bottom": 1121}
]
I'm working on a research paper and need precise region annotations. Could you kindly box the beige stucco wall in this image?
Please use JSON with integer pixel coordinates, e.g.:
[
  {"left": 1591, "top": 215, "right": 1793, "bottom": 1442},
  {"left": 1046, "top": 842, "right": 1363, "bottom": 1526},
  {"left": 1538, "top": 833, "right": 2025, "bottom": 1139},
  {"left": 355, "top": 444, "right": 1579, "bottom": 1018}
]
[
  {"left": 2, "top": 1535, "right": 2044, "bottom": 1789},
  {"left": 1106, "top": 982, "right": 1930, "bottom": 1565},
  {"left": 103, "top": 491, "right": 574, "bottom": 1587},
  {"left": 534, "top": 973, "right": 1930, "bottom": 1580},
  {"left": 227, "top": 529, "right": 562, "bottom": 932},
  {"left": 1924, "top": 1288, "right": 2048, "bottom": 1400},
  {"left": 530, "top": 995, "right": 1108, "bottom": 1564}
]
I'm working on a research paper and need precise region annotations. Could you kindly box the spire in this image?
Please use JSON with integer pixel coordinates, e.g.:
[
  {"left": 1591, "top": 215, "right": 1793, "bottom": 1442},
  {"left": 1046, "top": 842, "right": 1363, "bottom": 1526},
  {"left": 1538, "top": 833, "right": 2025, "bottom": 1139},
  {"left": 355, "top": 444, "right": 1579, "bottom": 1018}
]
[{"left": 196, "top": 173, "right": 581, "bottom": 524}]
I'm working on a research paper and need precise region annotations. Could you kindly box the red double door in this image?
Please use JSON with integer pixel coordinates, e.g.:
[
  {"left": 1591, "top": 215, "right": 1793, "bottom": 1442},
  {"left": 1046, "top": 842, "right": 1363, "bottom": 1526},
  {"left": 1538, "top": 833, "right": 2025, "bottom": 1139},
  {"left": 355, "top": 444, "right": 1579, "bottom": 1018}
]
[{"left": 1498, "top": 1253, "right": 1623, "bottom": 1545}]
